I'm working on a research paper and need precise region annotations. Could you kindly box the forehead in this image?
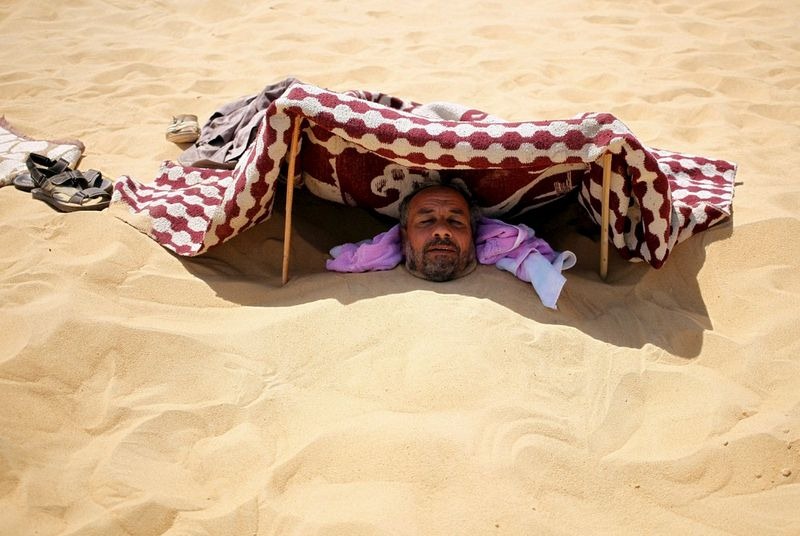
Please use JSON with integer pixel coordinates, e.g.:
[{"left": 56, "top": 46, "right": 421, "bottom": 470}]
[{"left": 408, "top": 187, "right": 469, "bottom": 214}]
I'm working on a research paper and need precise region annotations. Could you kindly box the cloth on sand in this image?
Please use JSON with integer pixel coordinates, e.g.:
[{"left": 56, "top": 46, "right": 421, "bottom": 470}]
[
  {"left": 474, "top": 217, "right": 576, "bottom": 309},
  {"left": 326, "top": 225, "right": 404, "bottom": 273},
  {"left": 326, "top": 217, "right": 576, "bottom": 309},
  {"left": 178, "top": 78, "right": 301, "bottom": 167},
  {"left": 0, "top": 116, "right": 85, "bottom": 188},
  {"left": 112, "top": 78, "right": 737, "bottom": 271}
]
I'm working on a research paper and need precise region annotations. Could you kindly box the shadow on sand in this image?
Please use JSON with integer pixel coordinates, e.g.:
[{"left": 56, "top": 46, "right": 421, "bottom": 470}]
[{"left": 177, "top": 187, "right": 733, "bottom": 359}]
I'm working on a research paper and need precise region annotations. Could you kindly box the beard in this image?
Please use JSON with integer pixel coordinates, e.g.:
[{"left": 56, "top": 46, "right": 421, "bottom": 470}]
[{"left": 404, "top": 237, "right": 475, "bottom": 282}]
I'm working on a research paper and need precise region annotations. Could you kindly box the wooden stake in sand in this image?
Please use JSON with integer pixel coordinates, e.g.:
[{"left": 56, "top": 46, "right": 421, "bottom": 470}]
[
  {"left": 600, "top": 152, "right": 612, "bottom": 280},
  {"left": 281, "top": 116, "right": 303, "bottom": 285}
]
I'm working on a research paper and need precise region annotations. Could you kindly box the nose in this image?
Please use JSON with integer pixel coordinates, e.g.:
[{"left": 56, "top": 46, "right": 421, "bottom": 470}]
[{"left": 433, "top": 222, "right": 452, "bottom": 239}]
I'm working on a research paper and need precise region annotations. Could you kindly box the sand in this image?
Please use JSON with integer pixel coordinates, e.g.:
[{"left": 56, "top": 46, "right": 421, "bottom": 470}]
[{"left": 1, "top": 0, "right": 798, "bottom": 534}]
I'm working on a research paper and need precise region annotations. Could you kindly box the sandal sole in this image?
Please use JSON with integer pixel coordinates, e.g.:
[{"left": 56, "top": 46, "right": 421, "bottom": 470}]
[
  {"left": 166, "top": 131, "right": 200, "bottom": 144},
  {"left": 32, "top": 188, "right": 110, "bottom": 212}
]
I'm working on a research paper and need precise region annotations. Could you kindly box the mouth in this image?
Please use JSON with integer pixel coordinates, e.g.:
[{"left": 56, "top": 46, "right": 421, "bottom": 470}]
[{"left": 425, "top": 244, "right": 458, "bottom": 254}]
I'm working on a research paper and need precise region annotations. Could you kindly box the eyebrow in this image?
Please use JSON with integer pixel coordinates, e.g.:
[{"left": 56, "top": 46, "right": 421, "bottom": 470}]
[{"left": 414, "top": 207, "right": 466, "bottom": 215}]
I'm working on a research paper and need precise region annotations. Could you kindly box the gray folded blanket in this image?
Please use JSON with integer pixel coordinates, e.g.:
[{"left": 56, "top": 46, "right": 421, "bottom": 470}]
[{"left": 178, "top": 77, "right": 301, "bottom": 168}]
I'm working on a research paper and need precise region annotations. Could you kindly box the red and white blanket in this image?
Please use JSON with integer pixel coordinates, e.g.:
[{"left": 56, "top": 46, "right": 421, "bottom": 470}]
[{"left": 111, "top": 81, "right": 736, "bottom": 268}]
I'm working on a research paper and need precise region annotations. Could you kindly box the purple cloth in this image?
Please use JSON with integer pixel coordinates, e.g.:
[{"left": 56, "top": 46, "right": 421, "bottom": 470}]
[
  {"left": 475, "top": 217, "right": 576, "bottom": 308},
  {"left": 475, "top": 217, "right": 558, "bottom": 264},
  {"left": 326, "top": 217, "right": 576, "bottom": 309},
  {"left": 326, "top": 225, "right": 403, "bottom": 272}
]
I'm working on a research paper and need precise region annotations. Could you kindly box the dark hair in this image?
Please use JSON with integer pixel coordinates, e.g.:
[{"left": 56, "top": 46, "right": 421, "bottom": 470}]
[{"left": 398, "top": 181, "right": 482, "bottom": 234}]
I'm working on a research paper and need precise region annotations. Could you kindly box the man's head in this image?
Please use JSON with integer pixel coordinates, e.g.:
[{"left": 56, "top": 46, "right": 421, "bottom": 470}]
[{"left": 399, "top": 184, "right": 478, "bottom": 282}]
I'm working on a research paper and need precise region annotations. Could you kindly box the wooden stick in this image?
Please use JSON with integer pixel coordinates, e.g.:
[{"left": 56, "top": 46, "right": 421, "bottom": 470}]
[
  {"left": 281, "top": 116, "right": 303, "bottom": 285},
  {"left": 600, "top": 152, "right": 612, "bottom": 280}
]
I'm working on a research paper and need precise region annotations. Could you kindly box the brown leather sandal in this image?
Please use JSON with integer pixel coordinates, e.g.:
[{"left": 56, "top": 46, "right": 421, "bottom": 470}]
[
  {"left": 31, "top": 170, "right": 111, "bottom": 212},
  {"left": 12, "top": 153, "right": 70, "bottom": 191}
]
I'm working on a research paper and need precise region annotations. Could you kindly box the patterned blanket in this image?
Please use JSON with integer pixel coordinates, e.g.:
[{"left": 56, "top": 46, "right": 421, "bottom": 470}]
[
  {"left": 0, "top": 116, "right": 85, "bottom": 188},
  {"left": 111, "top": 81, "right": 737, "bottom": 269}
]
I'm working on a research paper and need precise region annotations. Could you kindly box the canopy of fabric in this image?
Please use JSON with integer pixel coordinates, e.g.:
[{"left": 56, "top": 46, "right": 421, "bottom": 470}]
[{"left": 112, "top": 80, "right": 736, "bottom": 269}]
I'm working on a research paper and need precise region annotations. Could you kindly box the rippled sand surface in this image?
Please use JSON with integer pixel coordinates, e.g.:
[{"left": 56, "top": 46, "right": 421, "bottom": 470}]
[{"left": 1, "top": 0, "right": 798, "bottom": 534}]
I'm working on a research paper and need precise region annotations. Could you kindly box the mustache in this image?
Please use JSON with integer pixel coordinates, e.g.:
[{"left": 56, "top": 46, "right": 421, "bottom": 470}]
[{"left": 423, "top": 237, "right": 460, "bottom": 253}]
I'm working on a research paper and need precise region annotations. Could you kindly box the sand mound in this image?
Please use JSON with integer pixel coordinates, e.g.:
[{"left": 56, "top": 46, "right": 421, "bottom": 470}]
[{"left": 1, "top": 0, "right": 798, "bottom": 534}]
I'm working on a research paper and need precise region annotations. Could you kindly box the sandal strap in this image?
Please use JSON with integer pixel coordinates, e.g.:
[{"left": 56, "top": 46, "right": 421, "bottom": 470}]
[
  {"left": 82, "top": 169, "right": 107, "bottom": 189},
  {"left": 26, "top": 154, "right": 70, "bottom": 187},
  {"left": 50, "top": 170, "right": 91, "bottom": 188},
  {"left": 68, "top": 187, "right": 111, "bottom": 205}
]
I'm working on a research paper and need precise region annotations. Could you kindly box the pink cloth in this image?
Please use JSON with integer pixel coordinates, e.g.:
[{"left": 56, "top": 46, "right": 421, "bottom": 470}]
[
  {"left": 475, "top": 218, "right": 576, "bottom": 308},
  {"left": 326, "top": 217, "right": 576, "bottom": 309},
  {"left": 326, "top": 225, "right": 403, "bottom": 272}
]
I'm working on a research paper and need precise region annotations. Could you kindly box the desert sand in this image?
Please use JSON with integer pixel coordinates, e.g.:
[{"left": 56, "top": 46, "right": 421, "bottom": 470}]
[{"left": 1, "top": 0, "right": 799, "bottom": 534}]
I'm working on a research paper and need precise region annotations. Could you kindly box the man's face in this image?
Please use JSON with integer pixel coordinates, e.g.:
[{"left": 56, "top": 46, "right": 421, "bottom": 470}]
[{"left": 402, "top": 186, "right": 477, "bottom": 282}]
